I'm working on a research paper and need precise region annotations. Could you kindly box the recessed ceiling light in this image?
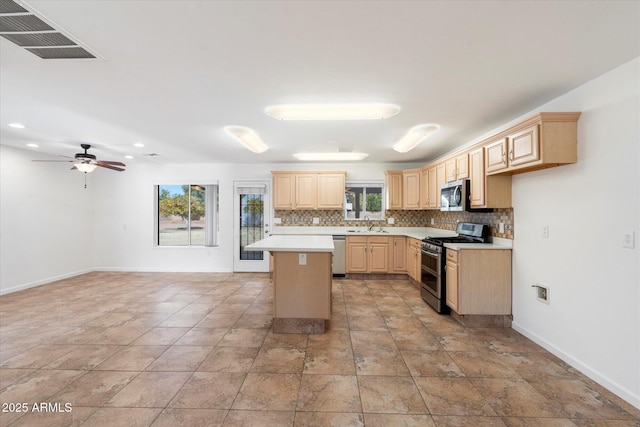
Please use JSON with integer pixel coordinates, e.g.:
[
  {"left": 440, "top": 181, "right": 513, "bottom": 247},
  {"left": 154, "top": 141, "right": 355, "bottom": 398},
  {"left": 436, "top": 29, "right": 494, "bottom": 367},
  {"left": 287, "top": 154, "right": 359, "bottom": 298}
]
[
  {"left": 124, "top": 155, "right": 133, "bottom": 159},
  {"left": 224, "top": 126, "right": 269, "bottom": 153},
  {"left": 393, "top": 123, "right": 440, "bottom": 153},
  {"left": 133, "top": 143, "right": 145, "bottom": 148},
  {"left": 265, "top": 103, "right": 400, "bottom": 120},
  {"left": 293, "top": 152, "right": 369, "bottom": 161},
  {"left": 26, "top": 143, "right": 39, "bottom": 148},
  {"left": 9, "top": 123, "right": 25, "bottom": 129}
]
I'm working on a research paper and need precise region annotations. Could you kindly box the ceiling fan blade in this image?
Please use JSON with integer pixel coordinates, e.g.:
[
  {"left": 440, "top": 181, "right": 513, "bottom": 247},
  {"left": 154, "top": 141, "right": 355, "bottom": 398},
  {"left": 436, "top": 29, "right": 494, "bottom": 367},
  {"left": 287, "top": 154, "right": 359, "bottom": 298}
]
[
  {"left": 97, "top": 163, "right": 125, "bottom": 172},
  {"left": 70, "top": 165, "right": 78, "bottom": 170},
  {"left": 97, "top": 160, "right": 126, "bottom": 167}
]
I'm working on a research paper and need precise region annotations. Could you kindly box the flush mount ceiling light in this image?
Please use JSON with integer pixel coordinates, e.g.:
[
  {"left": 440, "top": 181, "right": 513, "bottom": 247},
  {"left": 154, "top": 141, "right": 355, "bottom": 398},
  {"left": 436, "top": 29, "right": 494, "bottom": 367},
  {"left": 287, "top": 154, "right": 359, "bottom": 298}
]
[
  {"left": 265, "top": 103, "right": 400, "bottom": 120},
  {"left": 293, "top": 152, "right": 369, "bottom": 161},
  {"left": 9, "top": 123, "right": 25, "bottom": 128},
  {"left": 393, "top": 123, "right": 440, "bottom": 153},
  {"left": 224, "top": 126, "right": 269, "bottom": 153}
]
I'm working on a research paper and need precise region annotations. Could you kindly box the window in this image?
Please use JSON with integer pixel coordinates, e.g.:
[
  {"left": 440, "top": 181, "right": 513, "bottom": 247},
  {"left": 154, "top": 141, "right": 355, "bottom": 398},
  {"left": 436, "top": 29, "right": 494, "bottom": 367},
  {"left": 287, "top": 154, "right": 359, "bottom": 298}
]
[
  {"left": 345, "top": 182, "right": 384, "bottom": 220},
  {"left": 155, "top": 184, "right": 218, "bottom": 246}
]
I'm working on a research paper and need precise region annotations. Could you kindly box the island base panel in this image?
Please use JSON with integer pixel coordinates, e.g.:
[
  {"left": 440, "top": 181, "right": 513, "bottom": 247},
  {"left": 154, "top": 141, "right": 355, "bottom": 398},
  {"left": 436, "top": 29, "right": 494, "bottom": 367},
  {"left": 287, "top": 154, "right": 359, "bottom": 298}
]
[{"left": 273, "top": 318, "right": 326, "bottom": 334}]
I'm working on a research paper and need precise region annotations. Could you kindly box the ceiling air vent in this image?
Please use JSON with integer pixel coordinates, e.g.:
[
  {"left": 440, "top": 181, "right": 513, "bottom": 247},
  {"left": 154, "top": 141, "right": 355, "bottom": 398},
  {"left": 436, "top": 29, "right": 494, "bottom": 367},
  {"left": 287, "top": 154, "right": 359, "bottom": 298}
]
[{"left": 0, "top": 0, "right": 98, "bottom": 59}]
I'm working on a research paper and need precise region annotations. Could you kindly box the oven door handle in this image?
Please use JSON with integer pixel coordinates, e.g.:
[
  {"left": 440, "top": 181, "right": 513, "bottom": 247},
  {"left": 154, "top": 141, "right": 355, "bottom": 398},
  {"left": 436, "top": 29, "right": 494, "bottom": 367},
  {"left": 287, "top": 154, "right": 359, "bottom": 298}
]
[{"left": 421, "top": 249, "right": 439, "bottom": 257}]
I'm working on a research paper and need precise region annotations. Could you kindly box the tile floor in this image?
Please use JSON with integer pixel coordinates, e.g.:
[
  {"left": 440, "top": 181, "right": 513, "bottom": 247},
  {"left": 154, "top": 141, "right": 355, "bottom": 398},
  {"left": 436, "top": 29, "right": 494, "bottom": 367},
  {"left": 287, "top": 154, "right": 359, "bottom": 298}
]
[{"left": 0, "top": 272, "right": 638, "bottom": 426}]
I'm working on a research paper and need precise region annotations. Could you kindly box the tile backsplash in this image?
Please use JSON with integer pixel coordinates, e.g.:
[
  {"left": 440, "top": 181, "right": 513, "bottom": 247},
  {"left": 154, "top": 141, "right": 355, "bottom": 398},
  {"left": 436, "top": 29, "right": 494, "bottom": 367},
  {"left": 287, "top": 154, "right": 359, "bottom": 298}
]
[{"left": 274, "top": 208, "right": 514, "bottom": 239}]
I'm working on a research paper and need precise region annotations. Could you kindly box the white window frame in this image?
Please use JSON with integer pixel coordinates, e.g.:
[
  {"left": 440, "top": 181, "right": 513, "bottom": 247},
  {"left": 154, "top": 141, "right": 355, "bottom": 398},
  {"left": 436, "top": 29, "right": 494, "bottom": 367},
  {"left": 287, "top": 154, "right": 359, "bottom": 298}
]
[
  {"left": 154, "top": 182, "right": 219, "bottom": 247},
  {"left": 344, "top": 180, "right": 385, "bottom": 221}
]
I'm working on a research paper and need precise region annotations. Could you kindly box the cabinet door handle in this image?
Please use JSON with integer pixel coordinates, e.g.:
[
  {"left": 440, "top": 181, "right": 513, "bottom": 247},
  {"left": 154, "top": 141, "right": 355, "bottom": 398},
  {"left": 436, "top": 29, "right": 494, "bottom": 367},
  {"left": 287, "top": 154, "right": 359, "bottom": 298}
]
[{"left": 509, "top": 150, "right": 514, "bottom": 161}]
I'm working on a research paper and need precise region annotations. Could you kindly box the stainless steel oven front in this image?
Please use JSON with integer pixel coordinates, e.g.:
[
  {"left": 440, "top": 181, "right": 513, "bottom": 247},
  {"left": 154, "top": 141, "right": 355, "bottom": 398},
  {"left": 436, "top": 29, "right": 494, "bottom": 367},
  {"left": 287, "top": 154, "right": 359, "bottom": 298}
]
[{"left": 420, "top": 247, "right": 448, "bottom": 313}]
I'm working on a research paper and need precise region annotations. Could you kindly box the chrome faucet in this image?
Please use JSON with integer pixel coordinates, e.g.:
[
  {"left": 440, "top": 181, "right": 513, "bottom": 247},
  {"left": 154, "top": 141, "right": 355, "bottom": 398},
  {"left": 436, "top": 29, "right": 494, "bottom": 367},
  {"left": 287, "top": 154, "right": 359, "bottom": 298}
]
[{"left": 365, "top": 215, "right": 373, "bottom": 231}]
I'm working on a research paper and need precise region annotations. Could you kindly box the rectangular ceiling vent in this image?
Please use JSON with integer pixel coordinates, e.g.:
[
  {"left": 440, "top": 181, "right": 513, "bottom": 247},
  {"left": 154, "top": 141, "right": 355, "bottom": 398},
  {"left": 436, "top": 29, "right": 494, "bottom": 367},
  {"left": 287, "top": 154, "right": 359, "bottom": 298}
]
[{"left": 0, "top": 0, "right": 99, "bottom": 59}]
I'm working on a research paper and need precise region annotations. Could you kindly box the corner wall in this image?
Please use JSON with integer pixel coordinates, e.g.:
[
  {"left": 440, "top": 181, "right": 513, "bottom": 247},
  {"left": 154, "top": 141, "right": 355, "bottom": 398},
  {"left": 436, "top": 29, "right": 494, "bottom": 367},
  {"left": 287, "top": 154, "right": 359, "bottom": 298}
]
[
  {"left": 509, "top": 58, "right": 639, "bottom": 408},
  {"left": 0, "top": 145, "right": 94, "bottom": 294}
]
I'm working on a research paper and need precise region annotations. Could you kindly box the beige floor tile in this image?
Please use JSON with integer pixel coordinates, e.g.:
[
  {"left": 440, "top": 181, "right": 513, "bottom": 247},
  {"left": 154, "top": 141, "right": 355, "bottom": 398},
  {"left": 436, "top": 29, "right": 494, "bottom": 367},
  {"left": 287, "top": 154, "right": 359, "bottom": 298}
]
[
  {"left": 430, "top": 415, "right": 509, "bottom": 426},
  {"left": 303, "top": 347, "right": 356, "bottom": 375},
  {"left": 94, "top": 345, "right": 168, "bottom": 371},
  {"left": 168, "top": 372, "right": 246, "bottom": 409},
  {"left": 250, "top": 347, "right": 306, "bottom": 373},
  {"left": 50, "top": 370, "right": 138, "bottom": 406},
  {"left": 105, "top": 371, "right": 191, "bottom": 408},
  {"left": 223, "top": 409, "right": 295, "bottom": 426},
  {"left": 43, "top": 345, "right": 121, "bottom": 370},
  {"left": 448, "top": 350, "right": 521, "bottom": 378},
  {"left": 145, "top": 345, "right": 212, "bottom": 371},
  {"left": 296, "top": 374, "right": 361, "bottom": 412},
  {"left": 151, "top": 408, "right": 227, "bottom": 427},
  {"left": 294, "top": 412, "right": 365, "bottom": 426},
  {"left": 1, "top": 272, "right": 636, "bottom": 426},
  {"left": 261, "top": 331, "right": 308, "bottom": 349},
  {"left": 218, "top": 328, "right": 269, "bottom": 347},
  {"left": 7, "top": 406, "right": 98, "bottom": 427},
  {"left": 414, "top": 377, "right": 497, "bottom": 416},
  {"left": 131, "top": 327, "right": 190, "bottom": 345},
  {"left": 470, "top": 378, "right": 567, "bottom": 418},
  {"left": 364, "top": 413, "right": 436, "bottom": 427},
  {"left": 0, "top": 344, "right": 78, "bottom": 369},
  {"left": 79, "top": 407, "right": 162, "bottom": 427},
  {"left": 0, "top": 369, "right": 85, "bottom": 404},
  {"left": 198, "top": 346, "right": 259, "bottom": 372},
  {"left": 527, "top": 378, "right": 638, "bottom": 420},
  {"left": 401, "top": 350, "right": 465, "bottom": 377},
  {"left": 231, "top": 373, "right": 301, "bottom": 411},
  {"left": 358, "top": 375, "right": 428, "bottom": 414}
]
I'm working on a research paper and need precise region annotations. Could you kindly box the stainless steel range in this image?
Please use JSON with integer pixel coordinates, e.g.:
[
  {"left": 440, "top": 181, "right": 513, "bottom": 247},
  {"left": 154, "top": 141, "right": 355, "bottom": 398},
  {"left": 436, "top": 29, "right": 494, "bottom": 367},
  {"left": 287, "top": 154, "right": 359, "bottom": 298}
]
[{"left": 420, "top": 222, "right": 490, "bottom": 313}]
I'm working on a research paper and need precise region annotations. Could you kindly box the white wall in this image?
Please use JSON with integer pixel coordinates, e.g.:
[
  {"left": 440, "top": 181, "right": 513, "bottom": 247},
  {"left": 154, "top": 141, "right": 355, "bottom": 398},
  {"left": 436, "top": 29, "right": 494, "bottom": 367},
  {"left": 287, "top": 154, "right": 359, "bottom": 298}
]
[
  {"left": 505, "top": 58, "right": 639, "bottom": 408},
  {"left": 0, "top": 145, "right": 94, "bottom": 294},
  {"left": 90, "top": 162, "right": 421, "bottom": 272}
]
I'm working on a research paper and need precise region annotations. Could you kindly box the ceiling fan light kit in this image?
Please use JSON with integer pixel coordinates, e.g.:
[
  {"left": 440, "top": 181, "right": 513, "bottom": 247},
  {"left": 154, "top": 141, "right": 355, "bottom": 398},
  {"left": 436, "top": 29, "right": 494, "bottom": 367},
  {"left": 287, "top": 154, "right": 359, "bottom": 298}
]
[
  {"left": 224, "top": 126, "right": 269, "bottom": 153},
  {"left": 393, "top": 123, "right": 440, "bottom": 153},
  {"left": 74, "top": 162, "right": 97, "bottom": 173},
  {"left": 265, "top": 103, "right": 400, "bottom": 121}
]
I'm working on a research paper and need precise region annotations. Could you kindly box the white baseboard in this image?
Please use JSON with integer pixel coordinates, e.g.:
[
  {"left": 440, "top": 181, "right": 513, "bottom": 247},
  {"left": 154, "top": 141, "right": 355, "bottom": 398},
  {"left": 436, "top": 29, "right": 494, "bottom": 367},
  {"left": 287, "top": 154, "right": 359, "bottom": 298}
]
[
  {"left": 512, "top": 321, "right": 640, "bottom": 410},
  {"left": 0, "top": 269, "right": 93, "bottom": 296}
]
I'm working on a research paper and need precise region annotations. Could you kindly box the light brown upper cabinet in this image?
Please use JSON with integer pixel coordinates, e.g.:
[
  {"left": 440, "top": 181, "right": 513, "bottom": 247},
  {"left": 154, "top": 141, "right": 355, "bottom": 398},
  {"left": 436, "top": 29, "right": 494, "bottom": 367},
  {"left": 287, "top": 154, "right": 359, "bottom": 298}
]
[
  {"left": 445, "top": 153, "right": 469, "bottom": 182},
  {"left": 484, "top": 112, "right": 581, "bottom": 175},
  {"left": 402, "top": 168, "right": 421, "bottom": 209},
  {"left": 272, "top": 171, "right": 345, "bottom": 210},
  {"left": 316, "top": 173, "right": 346, "bottom": 209},
  {"left": 385, "top": 171, "right": 403, "bottom": 210},
  {"left": 469, "top": 147, "right": 512, "bottom": 208}
]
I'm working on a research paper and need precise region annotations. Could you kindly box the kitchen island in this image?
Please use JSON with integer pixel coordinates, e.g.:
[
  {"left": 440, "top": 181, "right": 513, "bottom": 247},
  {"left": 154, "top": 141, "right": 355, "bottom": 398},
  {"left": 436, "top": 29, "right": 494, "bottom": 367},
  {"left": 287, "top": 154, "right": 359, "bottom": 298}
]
[{"left": 246, "top": 235, "right": 334, "bottom": 333}]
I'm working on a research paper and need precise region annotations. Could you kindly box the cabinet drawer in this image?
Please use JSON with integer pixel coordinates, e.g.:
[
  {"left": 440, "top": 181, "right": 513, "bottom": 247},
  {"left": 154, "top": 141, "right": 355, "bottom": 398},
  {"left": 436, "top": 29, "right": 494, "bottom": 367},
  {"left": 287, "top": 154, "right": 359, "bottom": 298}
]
[
  {"left": 446, "top": 250, "right": 458, "bottom": 262},
  {"left": 346, "top": 236, "right": 367, "bottom": 243},
  {"left": 368, "top": 236, "right": 389, "bottom": 244}
]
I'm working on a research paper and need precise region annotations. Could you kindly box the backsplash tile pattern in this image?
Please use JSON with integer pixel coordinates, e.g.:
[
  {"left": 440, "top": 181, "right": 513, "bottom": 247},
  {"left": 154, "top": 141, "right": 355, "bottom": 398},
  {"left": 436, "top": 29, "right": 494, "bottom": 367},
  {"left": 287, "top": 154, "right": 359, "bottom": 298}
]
[{"left": 274, "top": 208, "right": 514, "bottom": 239}]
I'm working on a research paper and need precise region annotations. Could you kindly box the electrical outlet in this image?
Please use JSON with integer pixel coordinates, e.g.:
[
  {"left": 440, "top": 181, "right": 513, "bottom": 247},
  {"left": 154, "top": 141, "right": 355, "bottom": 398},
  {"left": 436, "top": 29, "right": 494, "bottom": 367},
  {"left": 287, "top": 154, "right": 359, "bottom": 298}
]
[
  {"left": 532, "top": 284, "right": 549, "bottom": 304},
  {"left": 387, "top": 217, "right": 395, "bottom": 225},
  {"left": 298, "top": 253, "right": 307, "bottom": 266},
  {"left": 542, "top": 225, "right": 549, "bottom": 238},
  {"left": 431, "top": 218, "right": 435, "bottom": 225},
  {"left": 312, "top": 217, "right": 319, "bottom": 224},
  {"left": 623, "top": 231, "right": 635, "bottom": 249},
  {"left": 499, "top": 223, "right": 505, "bottom": 233}
]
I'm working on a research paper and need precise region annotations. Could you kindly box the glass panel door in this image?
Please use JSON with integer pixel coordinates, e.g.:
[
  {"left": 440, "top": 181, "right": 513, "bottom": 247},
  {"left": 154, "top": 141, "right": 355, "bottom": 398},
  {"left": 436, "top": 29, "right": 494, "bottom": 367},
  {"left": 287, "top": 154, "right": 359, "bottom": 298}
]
[{"left": 233, "top": 181, "right": 270, "bottom": 272}]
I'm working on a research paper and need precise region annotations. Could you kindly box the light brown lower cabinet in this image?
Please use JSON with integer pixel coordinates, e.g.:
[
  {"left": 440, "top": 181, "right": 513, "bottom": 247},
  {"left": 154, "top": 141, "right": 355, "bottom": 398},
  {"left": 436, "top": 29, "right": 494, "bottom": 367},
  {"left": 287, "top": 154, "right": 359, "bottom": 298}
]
[
  {"left": 391, "top": 236, "right": 406, "bottom": 273},
  {"left": 346, "top": 236, "right": 389, "bottom": 273},
  {"left": 406, "top": 238, "right": 421, "bottom": 282},
  {"left": 445, "top": 248, "right": 512, "bottom": 315}
]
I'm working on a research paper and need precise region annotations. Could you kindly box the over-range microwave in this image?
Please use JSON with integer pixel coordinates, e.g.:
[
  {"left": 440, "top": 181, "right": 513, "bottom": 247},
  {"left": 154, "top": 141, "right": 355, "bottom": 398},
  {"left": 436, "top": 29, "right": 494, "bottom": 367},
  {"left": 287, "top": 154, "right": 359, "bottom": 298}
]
[
  {"left": 440, "top": 179, "right": 468, "bottom": 211},
  {"left": 440, "top": 179, "right": 493, "bottom": 212}
]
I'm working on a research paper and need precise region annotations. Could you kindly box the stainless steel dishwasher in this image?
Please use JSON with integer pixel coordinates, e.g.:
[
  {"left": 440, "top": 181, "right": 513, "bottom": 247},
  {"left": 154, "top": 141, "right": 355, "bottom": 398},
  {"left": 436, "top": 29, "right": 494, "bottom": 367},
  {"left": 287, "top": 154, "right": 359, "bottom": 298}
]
[{"left": 332, "top": 235, "right": 346, "bottom": 277}]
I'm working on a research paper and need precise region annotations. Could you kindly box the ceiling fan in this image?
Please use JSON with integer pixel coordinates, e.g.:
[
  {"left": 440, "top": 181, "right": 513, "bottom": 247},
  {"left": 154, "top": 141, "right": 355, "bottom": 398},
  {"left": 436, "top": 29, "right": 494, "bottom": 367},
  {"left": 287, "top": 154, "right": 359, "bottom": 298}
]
[{"left": 33, "top": 144, "right": 126, "bottom": 173}]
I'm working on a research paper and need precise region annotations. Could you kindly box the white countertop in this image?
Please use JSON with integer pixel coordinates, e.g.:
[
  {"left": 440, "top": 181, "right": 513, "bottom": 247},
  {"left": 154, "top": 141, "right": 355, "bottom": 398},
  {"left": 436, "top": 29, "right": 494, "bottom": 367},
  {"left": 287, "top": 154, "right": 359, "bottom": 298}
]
[
  {"left": 245, "top": 235, "right": 335, "bottom": 252},
  {"left": 269, "top": 226, "right": 513, "bottom": 249}
]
